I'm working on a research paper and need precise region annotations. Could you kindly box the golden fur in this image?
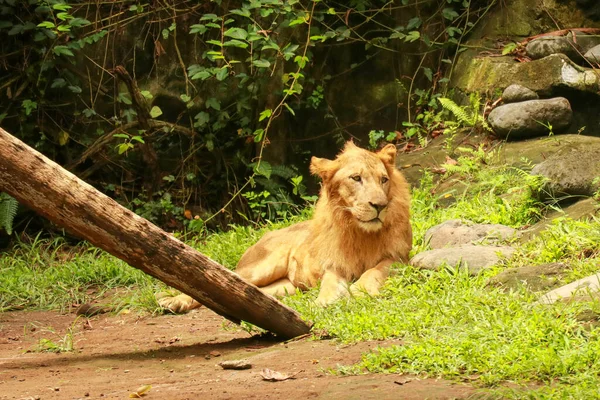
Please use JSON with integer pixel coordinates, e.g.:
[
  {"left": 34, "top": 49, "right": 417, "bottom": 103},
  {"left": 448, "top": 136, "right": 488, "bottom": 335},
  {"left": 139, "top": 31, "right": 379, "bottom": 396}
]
[{"left": 158, "top": 141, "right": 412, "bottom": 311}]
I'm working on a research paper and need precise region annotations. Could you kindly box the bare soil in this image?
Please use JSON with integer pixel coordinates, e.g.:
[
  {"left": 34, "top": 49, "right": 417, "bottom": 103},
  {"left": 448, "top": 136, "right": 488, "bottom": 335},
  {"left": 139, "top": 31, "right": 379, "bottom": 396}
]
[{"left": 0, "top": 307, "right": 478, "bottom": 400}]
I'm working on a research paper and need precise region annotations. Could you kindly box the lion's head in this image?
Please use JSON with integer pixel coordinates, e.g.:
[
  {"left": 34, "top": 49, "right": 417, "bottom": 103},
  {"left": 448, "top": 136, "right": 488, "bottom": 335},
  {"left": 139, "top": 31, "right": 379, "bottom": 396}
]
[{"left": 310, "top": 142, "right": 398, "bottom": 233}]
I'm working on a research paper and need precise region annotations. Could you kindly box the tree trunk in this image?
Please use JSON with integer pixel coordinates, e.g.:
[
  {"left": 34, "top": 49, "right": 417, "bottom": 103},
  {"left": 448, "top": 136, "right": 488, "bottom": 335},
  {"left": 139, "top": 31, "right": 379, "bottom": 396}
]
[{"left": 0, "top": 127, "right": 312, "bottom": 339}]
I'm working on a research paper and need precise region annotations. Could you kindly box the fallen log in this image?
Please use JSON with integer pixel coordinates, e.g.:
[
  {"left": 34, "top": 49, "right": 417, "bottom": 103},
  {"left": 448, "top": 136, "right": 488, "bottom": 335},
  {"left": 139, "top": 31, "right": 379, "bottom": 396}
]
[{"left": 0, "top": 127, "right": 312, "bottom": 339}]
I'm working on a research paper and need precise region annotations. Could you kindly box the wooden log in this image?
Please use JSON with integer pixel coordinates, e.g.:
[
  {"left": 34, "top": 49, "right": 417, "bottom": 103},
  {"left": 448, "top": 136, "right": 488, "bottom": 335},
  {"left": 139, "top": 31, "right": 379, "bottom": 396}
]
[{"left": 0, "top": 127, "right": 312, "bottom": 339}]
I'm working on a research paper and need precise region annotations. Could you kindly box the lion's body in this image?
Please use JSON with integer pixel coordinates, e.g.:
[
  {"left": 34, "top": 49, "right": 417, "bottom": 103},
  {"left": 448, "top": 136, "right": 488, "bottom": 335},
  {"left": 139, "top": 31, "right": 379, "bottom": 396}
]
[{"left": 158, "top": 142, "right": 412, "bottom": 311}]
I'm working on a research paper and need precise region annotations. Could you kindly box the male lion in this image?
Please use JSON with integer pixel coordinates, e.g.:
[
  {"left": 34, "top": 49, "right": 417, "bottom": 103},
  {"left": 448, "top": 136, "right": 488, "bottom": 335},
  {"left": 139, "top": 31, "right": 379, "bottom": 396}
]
[{"left": 159, "top": 141, "right": 412, "bottom": 311}]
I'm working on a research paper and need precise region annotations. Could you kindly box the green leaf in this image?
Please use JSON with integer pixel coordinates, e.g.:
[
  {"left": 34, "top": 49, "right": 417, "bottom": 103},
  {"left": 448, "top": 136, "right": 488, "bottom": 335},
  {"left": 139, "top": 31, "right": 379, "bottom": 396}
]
[
  {"left": 423, "top": 67, "right": 433, "bottom": 82},
  {"left": 117, "top": 93, "right": 132, "bottom": 105},
  {"left": 150, "top": 106, "right": 163, "bottom": 118},
  {"left": 283, "top": 103, "right": 295, "bottom": 116},
  {"left": 231, "top": 8, "right": 251, "bottom": 17},
  {"left": 53, "top": 45, "right": 74, "bottom": 57},
  {"left": 200, "top": 14, "right": 219, "bottom": 22},
  {"left": 289, "top": 16, "right": 307, "bottom": 26},
  {"left": 205, "top": 97, "right": 221, "bottom": 111},
  {"left": 224, "top": 27, "right": 248, "bottom": 40},
  {"left": 53, "top": 3, "right": 72, "bottom": 11},
  {"left": 405, "top": 31, "right": 421, "bottom": 43},
  {"left": 37, "top": 21, "right": 55, "bottom": 29},
  {"left": 206, "top": 39, "right": 223, "bottom": 47},
  {"left": 252, "top": 59, "right": 271, "bottom": 68},
  {"left": 442, "top": 7, "right": 459, "bottom": 21},
  {"left": 253, "top": 128, "right": 265, "bottom": 142},
  {"left": 69, "top": 18, "right": 90, "bottom": 28},
  {"left": 223, "top": 39, "right": 248, "bottom": 48},
  {"left": 215, "top": 67, "right": 229, "bottom": 81},
  {"left": 51, "top": 78, "right": 66, "bottom": 88},
  {"left": 259, "top": 109, "right": 272, "bottom": 122},
  {"left": 502, "top": 42, "right": 518, "bottom": 56},
  {"left": 406, "top": 17, "right": 421, "bottom": 30},
  {"left": 194, "top": 111, "right": 210, "bottom": 127},
  {"left": 190, "top": 24, "right": 206, "bottom": 34},
  {"left": 68, "top": 85, "right": 82, "bottom": 93}
]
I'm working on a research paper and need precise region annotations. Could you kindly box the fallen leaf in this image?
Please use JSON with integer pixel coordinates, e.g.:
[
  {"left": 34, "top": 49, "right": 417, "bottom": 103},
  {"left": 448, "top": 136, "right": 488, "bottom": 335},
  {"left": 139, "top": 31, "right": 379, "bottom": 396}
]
[
  {"left": 260, "top": 368, "right": 297, "bottom": 382},
  {"left": 218, "top": 359, "right": 252, "bottom": 370},
  {"left": 129, "top": 384, "right": 151, "bottom": 398},
  {"left": 444, "top": 155, "right": 458, "bottom": 165},
  {"left": 394, "top": 378, "right": 413, "bottom": 385}
]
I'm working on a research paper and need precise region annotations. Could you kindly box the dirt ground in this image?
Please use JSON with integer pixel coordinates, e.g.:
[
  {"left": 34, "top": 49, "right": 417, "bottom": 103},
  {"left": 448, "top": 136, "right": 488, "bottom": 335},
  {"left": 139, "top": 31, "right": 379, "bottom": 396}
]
[{"left": 0, "top": 307, "right": 479, "bottom": 400}]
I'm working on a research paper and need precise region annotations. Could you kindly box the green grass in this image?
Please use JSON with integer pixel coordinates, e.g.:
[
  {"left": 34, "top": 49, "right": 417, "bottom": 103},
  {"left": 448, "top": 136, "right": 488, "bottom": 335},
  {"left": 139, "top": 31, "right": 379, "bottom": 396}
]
[{"left": 2, "top": 150, "right": 600, "bottom": 398}]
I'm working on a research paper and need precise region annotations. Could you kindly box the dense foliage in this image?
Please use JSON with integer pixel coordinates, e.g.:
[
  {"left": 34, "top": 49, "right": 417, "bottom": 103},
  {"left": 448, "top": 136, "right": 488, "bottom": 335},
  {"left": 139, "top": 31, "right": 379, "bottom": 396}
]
[{"left": 0, "top": 0, "right": 497, "bottom": 234}]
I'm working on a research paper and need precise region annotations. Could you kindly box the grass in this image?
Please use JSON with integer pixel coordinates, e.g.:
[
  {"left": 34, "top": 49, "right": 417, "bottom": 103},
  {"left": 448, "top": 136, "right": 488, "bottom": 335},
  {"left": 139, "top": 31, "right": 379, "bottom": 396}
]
[{"left": 1, "top": 148, "right": 600, "bottom": 398}]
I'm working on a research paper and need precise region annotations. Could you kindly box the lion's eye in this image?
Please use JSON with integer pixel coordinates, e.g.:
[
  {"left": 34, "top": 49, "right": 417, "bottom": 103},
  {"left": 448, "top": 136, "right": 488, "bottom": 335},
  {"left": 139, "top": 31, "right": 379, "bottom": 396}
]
[
  {"left": 351, "top": 175, "right": 362, "bottom": 182},
  {"left": 381, "top": 176, "right": 389, "bottom": 184}
]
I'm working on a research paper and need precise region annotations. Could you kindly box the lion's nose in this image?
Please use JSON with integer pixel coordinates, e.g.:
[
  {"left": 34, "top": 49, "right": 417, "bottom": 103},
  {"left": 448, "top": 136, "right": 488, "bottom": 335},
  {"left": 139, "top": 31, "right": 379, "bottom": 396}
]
[{"left": 369, "top": 202, "right": 387, "bottom": 214}]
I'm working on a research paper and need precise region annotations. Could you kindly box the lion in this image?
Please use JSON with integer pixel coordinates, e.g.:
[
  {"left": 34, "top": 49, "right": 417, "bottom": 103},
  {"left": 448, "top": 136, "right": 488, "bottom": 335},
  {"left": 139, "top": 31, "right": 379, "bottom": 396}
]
[{"left": 158, "top": 141, "right": 412, "bottom": 312}]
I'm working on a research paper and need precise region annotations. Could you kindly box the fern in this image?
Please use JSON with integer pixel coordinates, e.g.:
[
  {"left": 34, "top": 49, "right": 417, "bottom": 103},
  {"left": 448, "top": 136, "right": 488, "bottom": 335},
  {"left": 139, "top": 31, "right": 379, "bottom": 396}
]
[
  {"left": 0, "top": 192, "right": 18, "bottom": 235},
  {"left": 438, "top": 93, "right": 492, "bottom": 132}
]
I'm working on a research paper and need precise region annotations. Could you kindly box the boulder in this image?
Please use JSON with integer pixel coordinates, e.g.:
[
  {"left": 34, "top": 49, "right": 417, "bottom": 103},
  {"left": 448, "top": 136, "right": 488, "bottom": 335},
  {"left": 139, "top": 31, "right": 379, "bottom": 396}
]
[
  {"left": 539, "top": 274, "right": 600, "bottom": 304},
  {"left": 451, "top": 54, "right": 600, "bottom": 96},
  {"left": 425, "top": 219, "right": 519, "bottom": 249},
  {"left": 488, "top": 97, "right": 572, "bottom": 140},
  {"left": 526, "top": 36, "right": 582, "bottom": 61},
  {"left": 502, "top": 84, "right": 539, "bottom": 103},
  {"left": 487, "top": 262, "right": 567, "bottom": 292},
  {"left": 410, "top": 245, "right": 515, "bottom": 275},
  {"left": 525, "top": 32, "right": 600, "bottom": 63},
  {"left": 520, "top": 198, "right": 599, "bottom": 241},
  {"left": 584, "top": 43, "right": 600, "bottom": 64},
  {"left": 497, "top": 134, "right": 600, "bottom": 169},
  {"left": 530, "top": 145, "right": 600, "bottom": 199}
]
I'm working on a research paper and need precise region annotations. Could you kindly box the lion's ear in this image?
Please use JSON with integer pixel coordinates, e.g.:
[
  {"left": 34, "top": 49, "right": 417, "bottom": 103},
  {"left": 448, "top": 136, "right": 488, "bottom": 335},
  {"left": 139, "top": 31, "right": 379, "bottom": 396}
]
[
  {"left": 377, "top": 144, "right": 397, "bottom": 165},
  {"left": 310, "top": 156, "right": 336, "bottom": 181},
  {"left": 343, "top": 140, "right": 359, "bottom": 152}
]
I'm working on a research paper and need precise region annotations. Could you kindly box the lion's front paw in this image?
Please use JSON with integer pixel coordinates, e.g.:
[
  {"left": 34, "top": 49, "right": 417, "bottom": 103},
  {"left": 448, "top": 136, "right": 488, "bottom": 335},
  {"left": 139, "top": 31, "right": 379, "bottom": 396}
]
[
  {"left": 156, "top": 293, "right": 201, "bottom": 313},
  {"left": 349, "top": 281, "right": 381, "bottom": 298}
]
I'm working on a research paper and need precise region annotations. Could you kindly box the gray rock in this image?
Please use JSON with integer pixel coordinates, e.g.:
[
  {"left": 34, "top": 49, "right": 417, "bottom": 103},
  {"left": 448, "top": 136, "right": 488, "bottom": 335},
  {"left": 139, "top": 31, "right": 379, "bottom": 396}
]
[
  {"left": 451, "top": 54, "right": 600, "bottom": 97},
  {"left": 584, "top": 44, "right": 600, "bottom": 64},
  {"left": 521, "top": 198, "right": 599, "bottom": 241},
  {"left": 410, "top": 245, "right": 515, "bottom": 275},
  {"left": 487, "top": 97, "right": 572, "bottom": 140},
  {"left": 539, "top": 274, "right": 600, "bottom": 304},
  {"left": 498, "top": 134, "right": 600, "bottom": 169},
  {"left": 502, "top": 84, "right": 539, "bottom": 103},
  {"left": 526, "top": 32, "right": 600, "bottom": 62},
  {"left": 487, "top": 262, "right": 567, "bottom": 292},
  {"left": 531, "top": 146, "right": 600, "bottom": 199},
  {"left": 425, "top": 219, "right": 519, "bottom": 249},
  {"left": 526, "top": 36, "right": 581, "bottom": 61}
]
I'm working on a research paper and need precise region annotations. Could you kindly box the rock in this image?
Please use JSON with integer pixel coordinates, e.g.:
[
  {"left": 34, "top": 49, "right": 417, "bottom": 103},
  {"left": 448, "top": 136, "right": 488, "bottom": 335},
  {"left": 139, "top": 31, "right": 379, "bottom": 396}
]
[
  {"left": 531, "top": 146, "right": 600, "bottom": 199},
  {"left": 487, "top": 97, "right": 572, "bottom": 140},
  {"left": 498, "top": 134, "right": 600, "bottom": 169},
  {"left": 520, "top": 198, "right": 599, "bottom": 241},
  {"left": 425, "top": 220, "right": 519, "bottom": 249},
  {"left": 410, "top": 245, "right": 515, "bottom": 275},
  {"left": 525, "top": 31, "right": 600, "bottom": 63},
  {"left": 502, "top": 84, "right": 539, "bottom": 103},
  {"left": 451, "top": 54, "right": 600, "bottom": 97},
  {"left": 526, "top": 36, "right": 582, "bottom": 61},
  {"left": 538, "top": 274, "right": 600, "bottom": 304},
  {"left": 584, "top": 43, "right": 600, "bottom": 64},
  {"left": 218, "top": 359, "right": 252, "bottom": 370},
  {"left": 487, "top": 262, "right": 567, "bottom": 292}
]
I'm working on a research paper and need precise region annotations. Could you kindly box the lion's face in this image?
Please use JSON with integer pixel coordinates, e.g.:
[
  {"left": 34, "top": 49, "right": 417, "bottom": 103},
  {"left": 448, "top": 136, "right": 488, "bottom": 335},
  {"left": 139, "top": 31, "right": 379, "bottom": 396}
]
[{"left": 310, "top": 142, "right": 396, "bottom": 233}]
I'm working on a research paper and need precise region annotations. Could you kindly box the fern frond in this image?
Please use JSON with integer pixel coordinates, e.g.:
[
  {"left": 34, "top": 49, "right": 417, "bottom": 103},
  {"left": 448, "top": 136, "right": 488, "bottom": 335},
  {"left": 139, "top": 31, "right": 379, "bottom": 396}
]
[
  {"left": 438, "top": 97, "right": 474, "bottom": 127},
  {"left": 0, "top": 193, "right": 18, "bottom": 235},
  {"left": 270, "top": 164, "right": 296, "bottom": 180}
]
